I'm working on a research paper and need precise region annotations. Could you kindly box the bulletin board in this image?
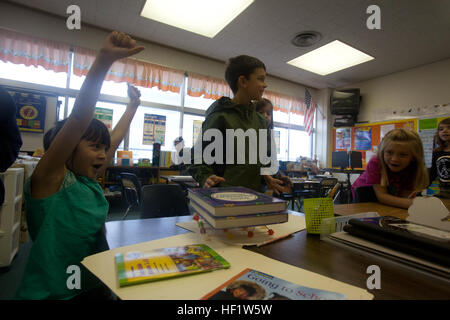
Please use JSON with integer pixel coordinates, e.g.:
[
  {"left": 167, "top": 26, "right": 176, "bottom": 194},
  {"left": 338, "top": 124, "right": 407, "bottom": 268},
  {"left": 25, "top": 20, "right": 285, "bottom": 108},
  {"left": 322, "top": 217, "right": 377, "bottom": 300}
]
[{"left": 332, "top": 119, "right": 417, "bottom": 168}]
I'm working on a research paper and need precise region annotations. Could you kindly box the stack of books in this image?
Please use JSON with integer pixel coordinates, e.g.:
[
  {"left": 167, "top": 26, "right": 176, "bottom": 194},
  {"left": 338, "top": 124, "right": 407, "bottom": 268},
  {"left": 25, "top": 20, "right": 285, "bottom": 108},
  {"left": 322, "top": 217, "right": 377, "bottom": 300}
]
[{"left": 187, "top": 187, "right": 289, "bottom": 229}]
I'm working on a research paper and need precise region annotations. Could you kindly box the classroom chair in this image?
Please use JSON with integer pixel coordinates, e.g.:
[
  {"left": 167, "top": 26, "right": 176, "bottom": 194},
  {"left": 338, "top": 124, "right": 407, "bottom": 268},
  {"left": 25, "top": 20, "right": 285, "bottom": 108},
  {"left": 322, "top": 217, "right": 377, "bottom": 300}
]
[
  {"left": 141, "top": 184, "right": 190, "bottom": 219},
  {"left": 318, "top": 177, "right": 338, "bottom": 197},
  {"left": 277, "top": 191, "right": 296, "bottom": 211},
  {"left": 119, "top": 172, "right": 142, "bottom": 220},
  {"left": 354, "top": 186, "right": 378, "bottom": 203}
]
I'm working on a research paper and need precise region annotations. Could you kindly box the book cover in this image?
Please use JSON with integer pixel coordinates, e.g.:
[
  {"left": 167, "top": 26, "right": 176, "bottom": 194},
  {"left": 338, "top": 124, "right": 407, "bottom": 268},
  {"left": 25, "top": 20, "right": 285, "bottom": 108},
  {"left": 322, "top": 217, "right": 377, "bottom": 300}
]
[
  {"left": 188, "top": 187, "right": 287, "bottom": 216},
  {"left": 202, "top": 268, "right": 346, "bottom": 300},
  {"left": 115, "top": 244, "right": 230, "bottom": 287},
  {"left": 190, "top": 200, "right": 288, "bottom": 229}
]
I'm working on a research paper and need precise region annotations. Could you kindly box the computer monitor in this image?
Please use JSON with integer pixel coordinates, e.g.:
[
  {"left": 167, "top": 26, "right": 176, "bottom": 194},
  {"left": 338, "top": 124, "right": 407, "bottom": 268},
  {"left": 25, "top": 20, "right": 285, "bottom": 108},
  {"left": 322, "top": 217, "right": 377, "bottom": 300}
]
[
  {"left": 332, "top": 151, "right": 349, "bottom": 169},
  {"left": 349, "top": 151, "right": 363, "bottom": 169}
]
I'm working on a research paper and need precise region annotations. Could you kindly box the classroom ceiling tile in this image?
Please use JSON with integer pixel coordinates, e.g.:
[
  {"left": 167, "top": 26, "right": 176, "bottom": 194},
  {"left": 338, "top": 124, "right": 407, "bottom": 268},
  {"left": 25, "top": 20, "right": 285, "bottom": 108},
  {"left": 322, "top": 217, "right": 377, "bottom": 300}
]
[{"left": 5, "top": 0, "right": 450, "bottom": 89}]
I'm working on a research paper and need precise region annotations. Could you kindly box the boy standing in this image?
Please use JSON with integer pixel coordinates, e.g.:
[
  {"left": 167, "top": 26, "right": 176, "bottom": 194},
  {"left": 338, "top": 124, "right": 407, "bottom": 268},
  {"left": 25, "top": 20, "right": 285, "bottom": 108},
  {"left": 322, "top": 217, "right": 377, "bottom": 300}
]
[{"left": 188, "top": 55, "right": 284, "bottom": 193}]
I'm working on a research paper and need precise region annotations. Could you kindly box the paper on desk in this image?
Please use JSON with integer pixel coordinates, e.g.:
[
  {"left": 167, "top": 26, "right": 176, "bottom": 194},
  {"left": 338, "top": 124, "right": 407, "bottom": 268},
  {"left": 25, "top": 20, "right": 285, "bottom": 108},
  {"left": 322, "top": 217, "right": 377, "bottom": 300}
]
[
  {"left": 176, "top": 214, "right": 306, "bottom": 247},
  {"left": 408, "top": 197, "right": 450, "bottom": 231},
  {"left": 81, "top": 232, "right": 373, "bottom": 300}
]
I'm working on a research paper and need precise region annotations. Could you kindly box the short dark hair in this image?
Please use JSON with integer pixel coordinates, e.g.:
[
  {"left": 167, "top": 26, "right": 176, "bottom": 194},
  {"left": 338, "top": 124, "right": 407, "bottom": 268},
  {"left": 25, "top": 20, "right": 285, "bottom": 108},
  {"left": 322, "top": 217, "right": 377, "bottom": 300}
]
[
  {"left": 225, "top": 55, "right": 266, "bottom": 94},
  {"left": 254, "top": 98, "right": 274, "bottom": 129},
  {"left": 44, "top": 118, "right": 111, "bottom": 151}
]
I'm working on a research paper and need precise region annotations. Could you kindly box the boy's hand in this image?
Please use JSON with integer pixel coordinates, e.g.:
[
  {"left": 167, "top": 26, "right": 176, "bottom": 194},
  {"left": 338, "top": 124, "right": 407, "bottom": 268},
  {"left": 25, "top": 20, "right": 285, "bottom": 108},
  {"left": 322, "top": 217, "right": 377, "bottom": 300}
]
[
  {"left": 203, "top": 175, "right": 225, "bottom": 188},
  {"left": 127, "top": 83, "right": 141, "bottom": 109},
  {"left": 264, "top": 175, "right": 286, "bottom": 195},
  {"left": 100, "top": 31, "right": 145, "bottom": 63},
  {"left": 278, "top": 175, "right": 293, "bottom": 188}
]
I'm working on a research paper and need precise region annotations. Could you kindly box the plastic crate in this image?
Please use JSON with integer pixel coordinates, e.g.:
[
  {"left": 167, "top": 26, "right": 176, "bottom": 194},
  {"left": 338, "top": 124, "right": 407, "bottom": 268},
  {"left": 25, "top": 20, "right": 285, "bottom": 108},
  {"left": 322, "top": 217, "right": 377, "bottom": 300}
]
[
  {"left": 0, "top": 197, "right": 22, "bottom": 232},
  {"left": 0, "top": 168, "right": 24, "bottom": 205},
  {"left": 0, "top": 168, "right": 24, "bottom": 267},
  {"left": 0, "top": 222, "right": 20, "bottom": 267},
  {"left": 303, "top": 198, "right": 334, "bottom": 234}
]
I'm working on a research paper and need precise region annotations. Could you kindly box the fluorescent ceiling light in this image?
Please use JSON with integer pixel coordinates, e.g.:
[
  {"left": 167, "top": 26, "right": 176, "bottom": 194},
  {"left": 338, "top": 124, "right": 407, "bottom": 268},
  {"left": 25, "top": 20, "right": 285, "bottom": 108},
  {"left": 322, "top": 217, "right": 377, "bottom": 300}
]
[
  {"left": 140, "top": 0, "right": 254, "bottom": 38},
  {"left": 287, "top": 40, "right": 374, "bottom": 76}
]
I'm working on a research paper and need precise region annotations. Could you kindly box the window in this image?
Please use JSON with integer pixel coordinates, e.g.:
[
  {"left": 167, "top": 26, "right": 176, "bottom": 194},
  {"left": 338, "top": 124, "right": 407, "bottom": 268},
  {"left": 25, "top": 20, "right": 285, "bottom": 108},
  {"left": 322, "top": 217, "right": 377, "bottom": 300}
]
[
  {"left": 184, "top": 94, "right": 216, "bottom": 110},
  {"left": 289, "top": 113, "right": 304, "bottom": 127},
  {"left": 70, "top": 74, "right": 128, "bottom": 97},
  {"left": 182, "top": 114, "right": 205, "bottom": 148},
  {"left": 273, "top": 109, "right": 289, "bottom": 124},
  {"left": 274, "top": 127, "right": 288, "bottom": 161},
  {"left": 0, "top": 53, "right": 315, "bottom": 163},
  {"left": 136, "top": 85, "right": 182, "bottom": 106},
  {"left": 288, "top": 129, "right": 311, "bottom": 161},
  {"left": 57, "top": 96, "right": 66, "bottom": 121},
  {"left": 67, "top": 98, "right": 126, "bottom": 149},
  {"left": 0, "top": 60, "right": 67, "bottom": 88},
  {"left": 128, "top": 106, "right": 181, "bottom": 160}
]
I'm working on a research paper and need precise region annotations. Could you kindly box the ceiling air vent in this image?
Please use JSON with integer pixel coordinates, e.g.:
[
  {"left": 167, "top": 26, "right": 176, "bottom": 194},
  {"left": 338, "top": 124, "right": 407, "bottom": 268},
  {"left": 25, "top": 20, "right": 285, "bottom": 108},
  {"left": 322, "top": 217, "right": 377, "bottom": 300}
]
[{"left": 291, "top": 31, "right": 322, "bottom": 47}]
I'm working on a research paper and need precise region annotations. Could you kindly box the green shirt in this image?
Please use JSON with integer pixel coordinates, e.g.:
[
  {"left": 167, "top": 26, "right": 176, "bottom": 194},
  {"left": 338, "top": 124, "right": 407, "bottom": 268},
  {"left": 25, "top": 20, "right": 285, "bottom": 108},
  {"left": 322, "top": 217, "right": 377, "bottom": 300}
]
[
  {"left": 188, "top": 97, "right": 270, "bottom": 192},
  {"left": 15, "top": 170, "right": 109, "bottom": 300}
]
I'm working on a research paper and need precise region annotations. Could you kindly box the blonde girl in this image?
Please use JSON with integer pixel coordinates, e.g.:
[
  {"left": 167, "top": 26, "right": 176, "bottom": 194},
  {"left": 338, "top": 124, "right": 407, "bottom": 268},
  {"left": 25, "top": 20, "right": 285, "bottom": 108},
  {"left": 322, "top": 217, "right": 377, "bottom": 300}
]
[{"left": 352, "top": 128, "right": 429, "bottom": 209}]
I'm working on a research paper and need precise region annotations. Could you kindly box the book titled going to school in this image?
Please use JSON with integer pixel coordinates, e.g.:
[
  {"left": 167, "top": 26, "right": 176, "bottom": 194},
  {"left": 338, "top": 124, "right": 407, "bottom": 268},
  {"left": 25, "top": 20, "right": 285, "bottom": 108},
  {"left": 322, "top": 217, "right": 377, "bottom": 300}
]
[
  {"left": 188, "top": 187, "right": 288, "bottom": 217},
  {"left": 115, "top": 244, "right": 230, "bottom": 287},
  {"left": 202, "top": 268, "right": 346, "bottom": 300}
]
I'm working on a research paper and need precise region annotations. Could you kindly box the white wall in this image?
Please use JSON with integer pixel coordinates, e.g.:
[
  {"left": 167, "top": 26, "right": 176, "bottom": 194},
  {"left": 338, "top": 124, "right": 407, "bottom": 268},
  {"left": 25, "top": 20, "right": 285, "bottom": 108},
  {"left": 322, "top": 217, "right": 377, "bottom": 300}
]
[
  {"left": 326, "top": 57, "right": 450, "bottom": 169},
  {"left": 341, "top": 58, "right": 450, "bottom": 123}
]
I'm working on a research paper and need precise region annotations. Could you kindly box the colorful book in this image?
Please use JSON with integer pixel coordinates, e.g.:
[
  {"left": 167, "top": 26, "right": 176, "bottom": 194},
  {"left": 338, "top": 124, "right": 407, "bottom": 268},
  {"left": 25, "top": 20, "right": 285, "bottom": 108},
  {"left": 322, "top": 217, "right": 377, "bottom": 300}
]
[
  {"left": 115, "top": 244, "right": 230, "bottom": 287},
  {"left": 190, "top": 199, "right": 288, "bottom": 229},
  {"left": 187, "top": 187, "right": 287, "bottom": 217},
  {"left": 202, "top": 268, "right": 346, "bottom": 300}
]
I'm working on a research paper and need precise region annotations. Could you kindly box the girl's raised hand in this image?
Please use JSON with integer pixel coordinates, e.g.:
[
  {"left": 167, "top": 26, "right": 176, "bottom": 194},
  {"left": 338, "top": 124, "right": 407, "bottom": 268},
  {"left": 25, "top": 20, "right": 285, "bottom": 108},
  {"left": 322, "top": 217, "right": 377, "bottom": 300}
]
[
  {"left": 100, "top": 31, "right": 145, "bottom": 62},
  {"left": 127, "top": 83, "right": 141, "bottom": 109}
]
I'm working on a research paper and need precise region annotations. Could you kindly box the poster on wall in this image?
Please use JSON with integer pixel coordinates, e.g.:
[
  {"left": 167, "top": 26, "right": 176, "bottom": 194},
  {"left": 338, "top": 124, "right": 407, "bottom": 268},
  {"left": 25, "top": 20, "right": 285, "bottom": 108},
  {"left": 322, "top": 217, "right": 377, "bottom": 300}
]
[
  {"left": 336, "top": 128, "right": 351, "bottom": 150},
  {"left": 355, "top": 127, "right": 372, "bottom": 150},
  {"left": 193, "top": 120, "right": 203, "bottom": 146},
  {"left": 380, "top": 124, "right": 395, "bottom": 140},
  {"left": 10, "top": 90, "right": 46, "bottom": 133},
  {"left": 143, "top": 114, "right": 166, "bottom": 146},
  {"left": 94, "top": 107, "right": 113, "bottom": 131}
]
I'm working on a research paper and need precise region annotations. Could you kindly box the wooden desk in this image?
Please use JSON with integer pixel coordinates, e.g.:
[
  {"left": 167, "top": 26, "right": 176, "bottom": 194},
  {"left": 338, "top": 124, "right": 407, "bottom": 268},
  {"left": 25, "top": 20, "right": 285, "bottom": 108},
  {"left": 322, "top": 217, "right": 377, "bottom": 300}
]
[
  {"left": 334, "top": 199, "right": 450, "bottom": 220},
  {"left": 105, "top": 211, "right": 450, "bottom": 299}
]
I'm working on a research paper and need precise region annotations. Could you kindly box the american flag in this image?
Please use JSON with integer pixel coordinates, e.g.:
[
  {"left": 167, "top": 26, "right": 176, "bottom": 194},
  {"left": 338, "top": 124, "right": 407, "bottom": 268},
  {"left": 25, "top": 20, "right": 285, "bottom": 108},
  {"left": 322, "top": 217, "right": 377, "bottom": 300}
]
[{"left": 304, "top": 88, "right": 316, "bottom": 136}]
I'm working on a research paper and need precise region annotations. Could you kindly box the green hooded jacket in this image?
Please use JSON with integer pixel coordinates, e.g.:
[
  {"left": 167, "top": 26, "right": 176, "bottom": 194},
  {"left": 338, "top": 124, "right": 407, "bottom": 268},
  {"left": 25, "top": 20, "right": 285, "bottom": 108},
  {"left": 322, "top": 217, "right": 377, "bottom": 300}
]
[{"left": 188, "top": 97, "right": 271, "bottom": 192}]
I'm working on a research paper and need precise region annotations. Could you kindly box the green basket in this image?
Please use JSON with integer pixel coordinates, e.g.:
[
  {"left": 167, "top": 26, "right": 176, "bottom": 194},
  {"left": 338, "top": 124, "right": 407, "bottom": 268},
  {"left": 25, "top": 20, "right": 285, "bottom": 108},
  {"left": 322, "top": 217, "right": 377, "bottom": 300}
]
[{"left": 303, "top": 198, "right": 334, "bottom": 234}]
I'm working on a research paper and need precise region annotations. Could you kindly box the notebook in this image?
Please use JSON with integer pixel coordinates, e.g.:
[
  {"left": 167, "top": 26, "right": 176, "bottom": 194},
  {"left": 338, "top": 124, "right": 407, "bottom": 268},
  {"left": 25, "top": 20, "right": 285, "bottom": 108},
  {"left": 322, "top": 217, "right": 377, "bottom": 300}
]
[{"left": 343, "top": 216, "right": 450, "bottom": 267}]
